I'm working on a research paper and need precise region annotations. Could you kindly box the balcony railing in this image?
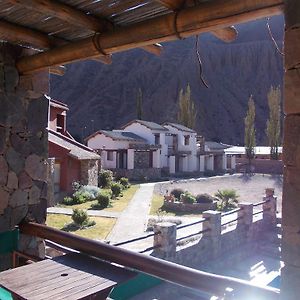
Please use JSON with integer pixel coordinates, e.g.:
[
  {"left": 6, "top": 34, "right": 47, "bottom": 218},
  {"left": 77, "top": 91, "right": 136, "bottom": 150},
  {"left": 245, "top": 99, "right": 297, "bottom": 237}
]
[{"left": 18, "top": 220, "right": 280, "bottom": 299}]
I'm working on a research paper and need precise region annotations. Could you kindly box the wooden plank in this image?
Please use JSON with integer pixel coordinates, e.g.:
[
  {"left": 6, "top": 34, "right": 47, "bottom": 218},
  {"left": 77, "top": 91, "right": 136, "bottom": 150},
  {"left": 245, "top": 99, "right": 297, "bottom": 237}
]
[
  {"left": 8, "top": 0, "right": 111, "bottom": 32},
  {"left": 211, "top": 26, "right": 238, "bottom": 42},
  {"left": 50, "top": 65, "right": 66, "bottom": 76},
  {"left": 16, "top": 0, "right": 283, "bottom": 73},
  {"left": 155, "top": 0, "right": 186, "bottom": 10},
  {"left": 142, "top": 43, "right": 163, "bottom": 56}
]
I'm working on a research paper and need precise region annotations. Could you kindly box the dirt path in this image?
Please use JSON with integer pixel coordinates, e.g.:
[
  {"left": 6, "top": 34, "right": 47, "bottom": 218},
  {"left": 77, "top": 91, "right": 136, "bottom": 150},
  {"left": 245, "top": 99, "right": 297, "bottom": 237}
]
[{"left": 154, "top": 174, "right": 283, "bottom": 212}]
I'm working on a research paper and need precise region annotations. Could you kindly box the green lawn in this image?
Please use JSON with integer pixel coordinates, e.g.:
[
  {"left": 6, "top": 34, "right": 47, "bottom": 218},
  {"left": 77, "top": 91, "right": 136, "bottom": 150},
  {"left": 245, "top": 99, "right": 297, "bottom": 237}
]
[
  {"left": 150, "top": 193, "right": 202, "bottom": 217},
  {"left": 46, "top": 214, "right": 115, "bottom": 240},
  {"left": 59, "top": 185, "right": 139, "bottom": 212}
]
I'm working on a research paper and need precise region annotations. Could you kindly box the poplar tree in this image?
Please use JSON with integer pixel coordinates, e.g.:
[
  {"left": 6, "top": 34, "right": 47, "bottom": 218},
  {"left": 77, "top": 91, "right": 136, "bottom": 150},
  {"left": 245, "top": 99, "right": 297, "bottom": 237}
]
[
  {"left": 136, "top": 88, "right": 143, "bottom": 120},
  {"left": 244, "top": 95, "right": 256, "bottom": 161},
  {"left": 177, "top": 84, "right": 197, "bottom": 129},
  {"left": 266, "top": 86, "right": 281, "bottom": 160}
]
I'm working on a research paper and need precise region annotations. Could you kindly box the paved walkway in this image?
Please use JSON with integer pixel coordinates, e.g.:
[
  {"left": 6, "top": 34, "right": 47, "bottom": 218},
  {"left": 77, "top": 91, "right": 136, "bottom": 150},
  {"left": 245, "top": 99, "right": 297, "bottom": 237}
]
[
  {"left": 107, "top": 182, "right": 155, "bottom": 244},
  {"left": 47, "top": 207, "right": 120, "bottom": 218}
]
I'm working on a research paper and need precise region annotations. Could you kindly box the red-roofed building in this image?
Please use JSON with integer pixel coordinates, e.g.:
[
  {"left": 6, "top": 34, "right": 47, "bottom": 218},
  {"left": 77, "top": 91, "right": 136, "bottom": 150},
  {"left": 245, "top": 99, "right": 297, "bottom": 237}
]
[{"left": 48, "top": 99, "right": 100, "bottom": 197}]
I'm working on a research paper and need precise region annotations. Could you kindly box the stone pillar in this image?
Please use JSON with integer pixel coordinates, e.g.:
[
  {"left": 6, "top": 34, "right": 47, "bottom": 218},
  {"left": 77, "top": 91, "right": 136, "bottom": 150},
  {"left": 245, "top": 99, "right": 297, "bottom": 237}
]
[
  {"left": 262, "top": 188, "right": 277, "bottom": 228},
  {"left": 282, "top": 2, "right": 300, "bottom": 298},
  {"left": 199, "top": 155, "right": 205, "bottom": 172},
  {"left": 182, "top": 156, "right": 188, "bottom": 172},
  {"left": 169, "top": 155, "right": 175, "bottom": 174},
  {"left": 202, "top": 210, "right": 221, "bottom": 258},
  {"left": 0, "top": 44, "right": 49, "bottom": 267},
  {"left": 127, "top": 149, "right": 134, "bottom": 170},
  {"left": 237, "top": 202, "right": 253, "bottom": 229},
  {"left": 80, "top": 159, "right": 99, "bottom": 186},
  {"left": 47, "top": 158, "right": 55, "bottom": 207},
  {"left": 152, "top": 149, "right": 161, "bottom": 168},
  {"left": 231, "top": 155, "right": 236, "bottom": 170},
  {"left": 153, "top": 222, "right": 176, "bottom": 260}
]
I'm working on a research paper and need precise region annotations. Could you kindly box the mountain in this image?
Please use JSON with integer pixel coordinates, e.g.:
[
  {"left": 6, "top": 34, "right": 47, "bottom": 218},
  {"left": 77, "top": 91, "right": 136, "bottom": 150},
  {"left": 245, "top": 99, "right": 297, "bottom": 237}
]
[{"left": 50, "top": 16, "right": 284, "bottom": 145}]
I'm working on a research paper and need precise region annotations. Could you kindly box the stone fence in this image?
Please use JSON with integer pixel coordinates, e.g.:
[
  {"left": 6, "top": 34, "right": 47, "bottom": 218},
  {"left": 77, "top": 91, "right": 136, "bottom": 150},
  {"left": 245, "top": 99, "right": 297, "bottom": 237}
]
[{"left": 151, "top": 191, "right": 277, "bottom": 269}]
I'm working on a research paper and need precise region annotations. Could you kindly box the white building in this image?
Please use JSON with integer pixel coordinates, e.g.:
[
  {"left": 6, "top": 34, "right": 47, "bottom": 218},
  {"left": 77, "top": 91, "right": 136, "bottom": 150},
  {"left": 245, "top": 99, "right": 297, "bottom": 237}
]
[{"left": 163, "top": 122, "right": 198, "bottom": 173}]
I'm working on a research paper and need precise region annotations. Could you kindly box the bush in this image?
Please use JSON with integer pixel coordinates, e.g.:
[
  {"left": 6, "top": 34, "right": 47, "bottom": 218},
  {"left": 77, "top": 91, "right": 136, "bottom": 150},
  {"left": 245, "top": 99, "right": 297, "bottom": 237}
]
[
  {"left": 111, "top": 182, "right": 123, "bottom": 198},
  {"left": 180, "top": 191, "right": 196, "bottom": 204},
  {"left": 71, "top": 209, "right": 89, "bottom": 227},
  {"left": 72, "top": 181, "right": 81, "bottom": 192},
  {"left": 98, "top": 170, "right": 113, "bottom": 188},
  {"left": 119, "top": 177, "right": 130, "bottom": 189},
  {"left": 62, "top": 196, "right": 74, "bottom": 205},
  {"left": 215, "top": 189, "right": 239, "bottom": 211},
  {"left": 78, "top": 185, "right": 101, "bottom": 200},
  {"left": 73, "top": 190, "right": 92, "bottom": 204},
  {"left": 170, "top": 188, "right": 184, "bottom": 200},
  {"left": 196, "top": 193, "right": 215, "bottom": 204},
  {"left": 96, "top": 191, "right": 111, "bottom": 209}
]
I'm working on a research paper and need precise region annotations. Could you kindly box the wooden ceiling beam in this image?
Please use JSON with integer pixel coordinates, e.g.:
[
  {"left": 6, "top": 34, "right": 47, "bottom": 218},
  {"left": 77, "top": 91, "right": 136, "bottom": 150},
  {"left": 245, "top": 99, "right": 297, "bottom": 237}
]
[
  {"left": 49, "top": 65, "right": 66, "bottom": 76},
  {"left": 16, "top": 0, "right": 284, "bottom": 74},
  {"left": 141, "top": 44, "right": 163, "bottom": 56},
  {"left": 8, "top": 0, "right": 161, "bottom": 55},
  {"left": 156, "top": 0, "right": 238, "bottom": 42}
]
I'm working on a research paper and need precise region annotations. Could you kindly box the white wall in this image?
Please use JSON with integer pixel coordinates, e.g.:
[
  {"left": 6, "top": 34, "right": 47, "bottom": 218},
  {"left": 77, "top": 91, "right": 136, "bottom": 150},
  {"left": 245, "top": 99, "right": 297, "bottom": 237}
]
[
  {"left": 87, "top": 134, "right": 130, "bottom": 150},
  {"left": 101, "top": 150, "right": 117, "bottom": 169}
]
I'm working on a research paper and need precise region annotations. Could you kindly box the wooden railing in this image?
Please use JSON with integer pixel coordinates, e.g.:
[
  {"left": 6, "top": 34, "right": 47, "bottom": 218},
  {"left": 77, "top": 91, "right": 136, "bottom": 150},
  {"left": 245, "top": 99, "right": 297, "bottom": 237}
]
[{"left": 19, "top": 222, "right": 280, "bottom": 299}]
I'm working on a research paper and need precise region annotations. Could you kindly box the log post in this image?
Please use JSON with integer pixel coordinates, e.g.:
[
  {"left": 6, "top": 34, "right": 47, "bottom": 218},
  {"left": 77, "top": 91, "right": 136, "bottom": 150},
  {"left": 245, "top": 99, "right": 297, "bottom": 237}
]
[{"left": 281, "top": 1, "right": 300, "bottom": 299}]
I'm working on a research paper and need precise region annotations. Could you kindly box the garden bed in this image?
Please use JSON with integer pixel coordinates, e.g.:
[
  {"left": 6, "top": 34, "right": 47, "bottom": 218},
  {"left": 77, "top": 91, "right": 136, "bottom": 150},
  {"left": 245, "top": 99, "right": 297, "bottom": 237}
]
[{"left": 163, "top": 201, "right": 217, "bottom": 213}]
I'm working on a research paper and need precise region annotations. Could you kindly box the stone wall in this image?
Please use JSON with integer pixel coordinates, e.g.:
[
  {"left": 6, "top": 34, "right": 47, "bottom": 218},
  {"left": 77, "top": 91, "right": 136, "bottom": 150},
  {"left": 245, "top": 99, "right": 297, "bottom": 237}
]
[
  {"left": 80, "top": 159, "right": 99, "bottom": 186},
  {"left": 236, "top": 158, "right": 283, "bottom": 174},
  {"left": 152, "top": 197, "right": 277, "bottom": 271},
  {"left": 0, "top": 44, "right": 49, "bottom": 267},
  {"left": 114, "top": 167, "right": 161, "bottom": 181},
  {"left": 163, "top": 201, "right": 217, "bottom": 213},
  {"left": 134, "top": 151, "right": 151, "bottom": 169}
]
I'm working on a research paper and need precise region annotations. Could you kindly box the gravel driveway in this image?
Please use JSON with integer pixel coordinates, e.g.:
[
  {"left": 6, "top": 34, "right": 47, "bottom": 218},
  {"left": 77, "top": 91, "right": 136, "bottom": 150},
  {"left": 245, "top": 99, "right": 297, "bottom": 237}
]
[{"left": 154, "top": 174, "right": 283, "bottom": 212}]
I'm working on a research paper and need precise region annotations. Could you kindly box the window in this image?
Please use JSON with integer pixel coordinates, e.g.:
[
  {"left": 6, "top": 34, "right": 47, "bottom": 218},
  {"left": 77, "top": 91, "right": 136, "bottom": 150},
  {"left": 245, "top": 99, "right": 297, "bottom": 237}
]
[
  {"left": 107, "top": 151, "right": 114, "bottom": 161},
  {"left": 184, "top": 135, "right": 190, "bottom": 146},
  {"left": 154, "top": 134, "right": 160, "bottom": 145}
]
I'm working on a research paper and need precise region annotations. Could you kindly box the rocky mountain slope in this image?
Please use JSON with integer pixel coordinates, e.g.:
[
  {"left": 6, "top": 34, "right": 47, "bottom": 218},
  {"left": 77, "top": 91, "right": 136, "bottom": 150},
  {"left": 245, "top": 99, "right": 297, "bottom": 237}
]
[{"left": 50, "top": 16, "right": 284, "bottom": 145}]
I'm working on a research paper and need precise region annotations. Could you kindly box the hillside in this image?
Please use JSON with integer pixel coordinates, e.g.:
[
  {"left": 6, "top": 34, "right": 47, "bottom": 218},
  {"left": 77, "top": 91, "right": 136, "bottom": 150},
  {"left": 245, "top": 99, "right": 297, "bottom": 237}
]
[{"left": 50, "top": 16, "right": 284, "bottom": 145}]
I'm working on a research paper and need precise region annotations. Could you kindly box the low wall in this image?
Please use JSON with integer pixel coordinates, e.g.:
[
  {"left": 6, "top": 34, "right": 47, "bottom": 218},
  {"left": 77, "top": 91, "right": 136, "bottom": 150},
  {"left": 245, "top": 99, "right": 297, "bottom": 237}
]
[
  {"left": 163, "top": 201, "right": 217, "bottom": 213},
  {"left": 113, "top": 168, "right": 161, "bottom": 181},
  {"left": 236, "top": 158, "right": 283, "bottom": 174}
]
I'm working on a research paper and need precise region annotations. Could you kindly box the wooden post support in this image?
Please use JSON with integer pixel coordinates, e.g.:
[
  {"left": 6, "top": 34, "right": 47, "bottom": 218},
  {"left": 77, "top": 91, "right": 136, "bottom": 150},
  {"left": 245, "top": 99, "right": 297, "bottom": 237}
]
[{"left": 281, "top": 1, "right": 300, "bottom": 299}]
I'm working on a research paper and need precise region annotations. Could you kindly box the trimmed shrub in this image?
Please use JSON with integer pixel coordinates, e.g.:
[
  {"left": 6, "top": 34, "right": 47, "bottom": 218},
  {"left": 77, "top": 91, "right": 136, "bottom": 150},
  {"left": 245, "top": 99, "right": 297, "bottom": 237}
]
[
  {"left": 180, "top": 191, "right": 196, "bottom": 204},
  {"left": 78, "top": 185, "right": 101, "bottom": 200},
  {"left": 170, "top": 188, "right": 184, "bottom": 200},
  {"left": 111, "top": 182, "right": 122, "bottom": 198},
  {"left": 119, "top": 177, "right": 130, "bottom": 189},
  {"left": 196, "top": 193, "right": 214, "bottom": 204},
  {"left": 98, "top": 170, "right": 113, "bottom": 188},
  {"left": 215, "top": 189, "right": 239, "bottom": 211},
  {"left": 71, "top": 209, "right": 89, "bottom": 227},
  {"left": 97, "top": 191, "right": 111, "bottom": 209},
  {"left": 62, "top": 196, "right": 74, "bottom": 205},
  {"left": 73, "top": 190, "right": 92, "bottom": 204}
]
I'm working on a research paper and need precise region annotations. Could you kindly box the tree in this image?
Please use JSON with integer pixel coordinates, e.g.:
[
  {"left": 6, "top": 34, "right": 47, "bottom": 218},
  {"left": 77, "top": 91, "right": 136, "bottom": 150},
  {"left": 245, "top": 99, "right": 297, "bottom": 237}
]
[
  {"left": 215, "top": 189, "right": 239, "bottom": 211},
  {"left": 244, "top": 95, "right": 256, "bottom": 161},
  {"left": 266, "top": 86, "right": 281, "bottom": 160},
  {"left": 136, "top": 88, "right": 143, "bottom": 120},
  {"left": 177, "top": 84, "right": 197, "bottom": 129}
]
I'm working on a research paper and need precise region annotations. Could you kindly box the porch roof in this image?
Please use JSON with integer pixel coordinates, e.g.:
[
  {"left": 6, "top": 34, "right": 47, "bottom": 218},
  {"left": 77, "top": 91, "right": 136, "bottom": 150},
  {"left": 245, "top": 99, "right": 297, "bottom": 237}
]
[
  {"left": 49, "top": 130, "right": 100, "bottom": 160},
  {"left": 0, "top": 0, "right": 283, "bottom": 74}
]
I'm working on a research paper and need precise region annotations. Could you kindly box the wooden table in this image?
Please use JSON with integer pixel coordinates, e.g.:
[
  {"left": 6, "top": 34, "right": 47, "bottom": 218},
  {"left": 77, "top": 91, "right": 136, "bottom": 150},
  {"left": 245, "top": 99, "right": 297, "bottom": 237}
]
[{"left": 0, "top": 252, "right": 136, "bottom": 300}]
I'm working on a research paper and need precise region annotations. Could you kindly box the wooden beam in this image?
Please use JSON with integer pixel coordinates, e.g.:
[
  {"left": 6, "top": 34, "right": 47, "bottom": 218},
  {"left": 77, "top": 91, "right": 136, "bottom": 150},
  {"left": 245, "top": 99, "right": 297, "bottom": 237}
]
[
  {"left": 17, "top": 0, "right": 284, "bottom": 74},
  {"left": 8, "top": 0, "right": 111, "bottom": 32},
  {"left": 211, "top": 26, "right": 238, "bottom": 42},
  {"left": 0, "top": 19, "right": 58, "bottom": 50},
  {"left": 141, "top": 44, "right": 163, "bottom": 56},
  {"left": 155, "top": 0, "right": 186, "bottom": 10},
  {"left": 49, "top": 65, "right": 66, "bottom": 76},
  {"left": 156, "top": 0, "right": 237, "bottom": 42},
  {"left": 92, "top": 54, "right": 112, "bottom": 65},
  {"left": 8, "top": 0, "right": 160, "bottom": 55}
]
